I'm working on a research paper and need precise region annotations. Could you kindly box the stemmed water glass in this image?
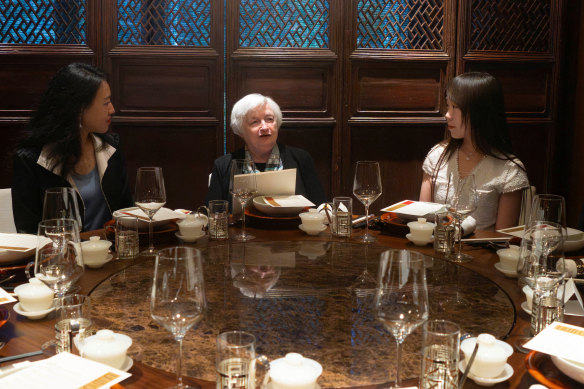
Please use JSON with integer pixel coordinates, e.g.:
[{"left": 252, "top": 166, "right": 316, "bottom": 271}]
[
  {"left": 230, "top": 159, "right": 257, "bottom": 241},
  {"left": 134, "top": 167, "right": 166, "bottom": 255},
  {"left": 374, "top": 249, "right": 429, "bottom": 388},
  {"left": 42, "top": 187, "right": 82, "bottom": 229},
  {"left": 449, "top": 175, "right": 478, "bottom": 262},
  {"left": 527, "top": 194, "right": 567, "bottom": 228},
  {"left": 353, "top": 161, "right": 382, "bottom": 243},
  {"left": 151, "top": 247, "right": 206, "bottom": 389}
]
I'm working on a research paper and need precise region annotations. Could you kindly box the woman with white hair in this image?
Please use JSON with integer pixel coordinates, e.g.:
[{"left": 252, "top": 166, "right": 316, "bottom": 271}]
[{"left": 206, "top": 93, "right": 326, "bottom": 208}]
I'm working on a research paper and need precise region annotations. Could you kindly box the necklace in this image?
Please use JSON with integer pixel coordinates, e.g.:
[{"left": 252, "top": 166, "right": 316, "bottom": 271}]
[{"left": 461, "top": 149, "right": 474, "bottom": 161}]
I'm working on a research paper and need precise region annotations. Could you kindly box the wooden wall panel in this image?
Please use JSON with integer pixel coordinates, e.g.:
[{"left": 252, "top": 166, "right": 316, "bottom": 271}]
[
  {"left": 353, "top": 64, "right": 445, "bottom": 116},
  {"left": 112, "top": 60, "right": 217, "bottom": 116},
  {"left": 349, "top": 124, "right": 444, "bottom": 214},
  {"left": 115, "top": 124, "right": 218, "bottom": 210},
  {"left": 235, "top": 63, "right": 333, "bottom": 116}
]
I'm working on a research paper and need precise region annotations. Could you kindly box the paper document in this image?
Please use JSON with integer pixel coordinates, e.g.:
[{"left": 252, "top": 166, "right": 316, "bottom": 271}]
[{"left": 524, "top": 322, "right": 584, "bottom": 364}]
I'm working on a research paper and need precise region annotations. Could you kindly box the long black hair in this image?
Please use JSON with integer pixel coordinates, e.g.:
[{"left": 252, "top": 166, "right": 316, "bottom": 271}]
[
  {"left": 430, "top": 72, "right": 523, "bottom": 200},
  {"left": 19, "top": 63, "right": 107, "bottom": 177}
]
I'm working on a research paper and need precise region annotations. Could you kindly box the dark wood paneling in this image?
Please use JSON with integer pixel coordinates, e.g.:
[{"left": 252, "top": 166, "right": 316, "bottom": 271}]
[
  {"left": 235, "top": 63, "right": 333, "bottom": 116},
  {"left": 349, "top": 124, "right": 444, "bottom": 214},
  {"left": 353, "top": 63, "right": 446, "bottom": 116},
  {"left": 465, "top": 63, "right": 551, "bottom": 116},
  {"left": 0, "top": 122, "right": 27, "bottom": 189},
  {"left": 112, "top": 60, "right": 217, "bottom": 116},
  {"left": 115, "top": 124, "right": 218, "bottom": 210}
]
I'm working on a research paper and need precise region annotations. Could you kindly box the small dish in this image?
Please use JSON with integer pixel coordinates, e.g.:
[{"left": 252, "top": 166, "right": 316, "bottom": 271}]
[
  {"left": 406, "top": 233, "right": 434, "bottom": 246},
  {"left": 85, "top": 254, "right": 113, "bottom": 269},
  {"left": 521, "top": 301, "right": 531, "bottom": 315},
  {"left": 494, "top": 262, "right": 517, "bottom": 278},
  {"left": 551, "top": 355, "right": 584, "bottom": 384},
  {"left": 120, "top": 355, "right": 133, "bottom": 372},
  {"left": 13, "top": 302, "right": 55, "bottom": 320},
  {"left": 175, "top": 232, "right": 206, "bottom": 243},
  {"left": 298, "top": 224, "right": 326, "bottom": 236},
  {"left": 458, "top": 360, "right": 513, "bottom": 386}
]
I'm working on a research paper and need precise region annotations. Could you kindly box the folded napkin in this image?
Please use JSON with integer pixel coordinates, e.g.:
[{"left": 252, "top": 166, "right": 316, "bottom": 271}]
[
  {"left": 122, "top": 207, "right": 185, "bottom": 222},
  {"left": 263, "top": 195, "right": 314, "bottom": 208},
  {"left": 461, "top": 216, "right": 476, "bottom": 237}
]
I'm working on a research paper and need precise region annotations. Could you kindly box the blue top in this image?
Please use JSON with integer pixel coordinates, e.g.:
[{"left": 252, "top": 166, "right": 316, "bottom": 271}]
[{"left": 73, "top": 167, "right": 110, "bottom": 231}]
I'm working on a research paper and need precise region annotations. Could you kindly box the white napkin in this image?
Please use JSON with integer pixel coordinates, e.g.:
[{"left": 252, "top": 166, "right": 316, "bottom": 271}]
[
  {"left": 461, "top": 215, "right": 476, "bottom": 237},
  {"left": 124, "top": 207, "right": 185, "bottom": 221},
  {"left": 263, "top": 195, "right": 314, "bottom": 208},
  {"left": 0, "top": 287, "right": 16, "bottom": 305}
]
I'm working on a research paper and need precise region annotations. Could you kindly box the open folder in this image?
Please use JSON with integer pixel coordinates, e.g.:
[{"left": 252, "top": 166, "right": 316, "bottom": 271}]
[{"left": 232, "top": 168, "right": 297, "bottom": 215}]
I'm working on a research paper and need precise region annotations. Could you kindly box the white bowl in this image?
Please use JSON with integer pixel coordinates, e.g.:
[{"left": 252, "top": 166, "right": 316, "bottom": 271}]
[
  {"left": 79, "top": 329, "right": 132, "bottom": 370},
  {"left": 253, "top": 196, "right": 306, "bottom": 216},
  {"left": 564, "top": 236, "right": 584, "bottom": 252},
  {"left": 299, "top": 224, "right": 326, "bottom": 236},
  {"left": 81, "top": 236, "right": 112, "bottom": 267},
  {"left": 496, "top": 245, "right": 520, "bottom": 271},
  {"left": 113, "top": 207, "right": 175, "bottom": 229},
  {"left": 406, "top": 233, "right": 434, "bottom": 246},
  {"left": 551, "top": 355, "right": 584, "bottom": 384}
]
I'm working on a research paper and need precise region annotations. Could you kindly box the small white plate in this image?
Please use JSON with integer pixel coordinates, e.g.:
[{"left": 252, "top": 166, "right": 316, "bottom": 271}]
[
  {"left": 120, "top": 355, "right": 134, "bottom": 372},
  {"left": 494, "top": 262, "right": 517, "bottom": 278},
  {"left": 299, "top": 224, "right": 326, "bottom": 236},
  {"left": 521, "top": 301, "right": 531, "bottom": 315},
  {"left": 405, "top": 233, "right": 434, "bottom": 246},
  {"left": 458, "top": 361, "right": 513, "bottom": 386},
  {"left": 13, "top": 302, "right": 55, "bottom": 320},
  {"left": 175, "top": 232, "right": 206, "bottom": 243},
  {"left": 85, "top": 254, "right": 113, "bottom": 269}
]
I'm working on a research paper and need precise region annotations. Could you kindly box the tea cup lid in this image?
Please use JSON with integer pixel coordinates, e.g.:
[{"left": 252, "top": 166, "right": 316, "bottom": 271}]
[
  {"left": 270, "top": 353, "right": 322, "bottom": 385},
  {"left": 179, "top": 213, "right": 207, "bottom": 226},
  {"left": 14, "top": 277, "right": 53, "bottom": 299},
  {"left": 81, "top": 329, "right": 132, "bottom": 358},
  {"left": 407, "top": 218, "right": 435, "bottom": 231},
  {"left": 81, "top": 236, "right": 112, "bottom": 252},
  {"left": 299, "top": 209, "right": 325, "bottom": 221}
]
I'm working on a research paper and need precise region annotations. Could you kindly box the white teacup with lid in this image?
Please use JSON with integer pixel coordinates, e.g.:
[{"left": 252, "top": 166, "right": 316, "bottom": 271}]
[
  {"left": 81, "top": 236, "right": 112, "bottom": 268},
  {"left": 460, "top": 333, "right": 513, "bottom": 378},
  {"left": 269, "top": 353, "right": 322, "bottom": 389},
  {"left": 177, "top": 213, "right": 207, "bottom": 239},
  {"left": 14, "top": 277, "right": 54, "bottom": 312},
  {"left": 79, "top": 329, "right": 132, "bottom": 369},
  {"left": 496, "top": 245, "right": 520, "bottom": 271},
  {"left": 299, "top": 209, "right": 326, "bottom": 235},
  {"left": 407, "top": 218, "right": 435, "bottom": 240}
]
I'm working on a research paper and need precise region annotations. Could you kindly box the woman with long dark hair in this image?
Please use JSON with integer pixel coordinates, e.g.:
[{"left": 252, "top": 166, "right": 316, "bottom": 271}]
[
  {"left": 419, "top": 72, "right": 529, "bottom": 230},
  {"left": 12, "top": 63, "right": 133, "bottom": 233}
]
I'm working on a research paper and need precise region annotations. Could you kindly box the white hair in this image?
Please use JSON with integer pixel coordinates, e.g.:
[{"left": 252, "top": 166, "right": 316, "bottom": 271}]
[{"left": 230, "top": 93, "right": 283, "bottom": 136}]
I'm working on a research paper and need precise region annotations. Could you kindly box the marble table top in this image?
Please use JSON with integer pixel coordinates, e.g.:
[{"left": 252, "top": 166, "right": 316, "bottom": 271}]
[{"left": 88, "top": 240, "right": 514, "bottom": 387}]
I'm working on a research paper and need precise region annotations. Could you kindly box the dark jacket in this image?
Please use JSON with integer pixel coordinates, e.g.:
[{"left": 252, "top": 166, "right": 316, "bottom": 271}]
[
  {"left": 205, "top": 143, "right": 327, "bottom": 209},
  {"left": 12, "top": 133, "right": 133, "bottom": 234}
]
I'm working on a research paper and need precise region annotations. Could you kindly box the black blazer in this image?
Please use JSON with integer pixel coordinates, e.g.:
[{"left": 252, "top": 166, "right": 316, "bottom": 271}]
[
  {"left": 205, "top": 143, "right": 326, "bottom": 209},
  {"left": 12, "top": 133, "right": 133, "bottom": 234}
]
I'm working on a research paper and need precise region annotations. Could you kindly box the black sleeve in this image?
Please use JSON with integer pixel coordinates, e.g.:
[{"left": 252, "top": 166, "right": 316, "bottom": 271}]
[
  {"left": 11, "top": 152, "right": 45, "bottom": 234},
  {"left": 296, "top": 150, "right": 327, "bottom": 206},
  {"left": 205, "top": 157, "right": 231, "bottom": 209}
]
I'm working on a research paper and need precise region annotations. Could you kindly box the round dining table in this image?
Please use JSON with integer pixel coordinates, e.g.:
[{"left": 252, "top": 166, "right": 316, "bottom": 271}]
[{"left": 1, "top": 222, "right": 583, "bottom": 389}]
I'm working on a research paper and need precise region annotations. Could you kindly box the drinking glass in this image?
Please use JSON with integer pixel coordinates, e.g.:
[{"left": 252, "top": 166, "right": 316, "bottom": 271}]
[
  {"left": 527, "top": 194, "right": 567, "bottom": 227},
  {"left": 374, "top": 249, "right": 429, "bottom": 388},
  {"left": 420, "top": 320, "right": 461, "bottom": 389},
  {"left": 216, "top": 331, "right": 256, "bottom": 389},
  {"left": 31, "top": 218, "right": 84, "bottom": 298},
  {"left": 353, "top": 161, "right": 382, "bottom": 243},
  {"left": 151, "top": 247, "right": 206, "bottom": 389},
  {"left": 134, "top": 167, "right": 166, "bottom": 255},
  {"left": 230, "top": 159, "right": 257, "bottom": 242},
  {"left": 515, "top": 221, "right": 565, "bottom": 352},
  {"left": 449, "top": 175, "right": 477, "bottom": 262},
  {"left": 42, "top": 187, "right": 82, "bottom": 229}
]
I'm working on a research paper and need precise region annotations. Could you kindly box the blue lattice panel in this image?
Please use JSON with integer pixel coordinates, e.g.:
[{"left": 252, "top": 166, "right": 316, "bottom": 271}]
[
  {"left": 0, "top": 0, "right": 86, "bottom": 44},
  {"left": 117, "top": 0, "right": 211, "bottom": 46},
  {"left": 239, "top": 0, "right": 329, "bottom": 48}
]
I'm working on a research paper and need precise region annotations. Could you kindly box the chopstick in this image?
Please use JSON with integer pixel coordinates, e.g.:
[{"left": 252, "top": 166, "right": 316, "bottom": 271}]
[
  {"left": 120, "top": 211, "right": 150, "bottom": 221},
  {"left": 0, "top": 350, "right": 43, "bottom": 364},
  {"left": 0, "top": 246, "right": 28, "bottom": 251},
  {"left": 459, "top": 343, "right": 479, "bottom": 389}
]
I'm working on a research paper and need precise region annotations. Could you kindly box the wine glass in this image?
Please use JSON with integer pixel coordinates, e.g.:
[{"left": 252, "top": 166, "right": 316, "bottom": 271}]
[
  {"left": 353, "top": 161, "right": 382, "bottom": 243},
  {"left": 527, "top": 194, "right": 566, "bottom": 228},
  {"left": 374, "top": 249, "right": 429, "bottom": 388},
  {"left": 151, "top": 247, "right": 206, "bottom": 389},
  {"left": 134, "top": 167, "right": 166, "bottom": 255},
  {"left": 30, "top": 218, "right": 84, "bottom": 298},
  {"left": 230, "top": 159, "right": 257, "bottom": 241},
  {"left": 42, "top": 187, "right": 82, "bottom": 229},
  {"left": 515, "top": 221, "right": 565, "bottom": 352},
  {"left": 449, "top": 175, "right": 478, "bottom": 262}
]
